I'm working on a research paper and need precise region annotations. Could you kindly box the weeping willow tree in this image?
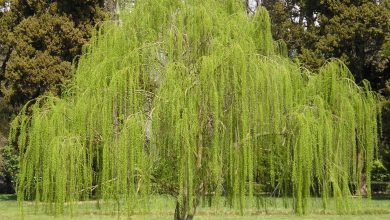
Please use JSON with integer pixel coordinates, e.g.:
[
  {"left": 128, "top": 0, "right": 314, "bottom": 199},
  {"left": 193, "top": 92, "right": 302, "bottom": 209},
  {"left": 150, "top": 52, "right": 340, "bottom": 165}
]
[{"left": 11, "top": 0, "right": 381, "bottom": 219}]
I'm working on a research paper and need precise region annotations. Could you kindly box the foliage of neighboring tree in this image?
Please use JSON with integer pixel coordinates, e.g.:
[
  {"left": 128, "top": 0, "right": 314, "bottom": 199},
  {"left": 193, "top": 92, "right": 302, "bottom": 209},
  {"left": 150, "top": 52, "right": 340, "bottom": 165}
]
[
  {"left": 261, "top": 0, "right": 305, "bottom": 58},
  {"left": 0, "top": 114, "right": 16, "bottom": 193},
  {"left": 0, "top": 144, "right": 18, "bottom": 191},
  {"left": 263, "top": 0, "right": 389, "bottom": 89},
  {"left": 12, "top": 1, "right": 381, "bottom": 219},
  {"left": 0, "top": 1, "right": 11, "bottom": 97},
  {"left": 0, "top": 0, "right": 106, "bottom": 108},
  {"left": 377, "top": 99, "right": 390, "bottom": 182}
]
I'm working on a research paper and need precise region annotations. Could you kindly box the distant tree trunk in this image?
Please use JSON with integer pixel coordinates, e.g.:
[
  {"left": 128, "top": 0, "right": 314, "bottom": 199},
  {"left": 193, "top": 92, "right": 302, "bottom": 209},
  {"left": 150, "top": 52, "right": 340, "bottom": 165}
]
[
  {"left": 0, "top": 47, "right": 11, "bottom": 77},
  {"left": 357, "top": 150, "right": 367, "bottom": 196},
  {"left": 105, "top": 0, "right": 119, "bottom": 19},
  {"left": 246, "top": 0, "right": 262, "bottom": 15},
  {"left": 246, "top": 0, "right": 256, "bottom": 15},
  {"left": 360, "top": 174, "right": 367, "bottom": 196}
]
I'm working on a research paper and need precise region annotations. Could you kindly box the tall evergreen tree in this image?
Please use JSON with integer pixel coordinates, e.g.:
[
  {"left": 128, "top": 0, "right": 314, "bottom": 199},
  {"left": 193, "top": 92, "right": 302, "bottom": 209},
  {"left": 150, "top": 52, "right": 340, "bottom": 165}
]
[{"left": 0, "top": 0, "right": 106, "bottom": 108}]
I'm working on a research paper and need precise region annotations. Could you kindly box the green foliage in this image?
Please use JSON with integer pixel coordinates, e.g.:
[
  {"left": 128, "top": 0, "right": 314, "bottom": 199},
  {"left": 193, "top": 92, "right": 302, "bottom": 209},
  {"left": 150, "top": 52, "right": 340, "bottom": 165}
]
[
  {"left": 11, "top": 0, "right": 381, "bottom": 218},
  {"left": 0, "top": 144, "right": 18, "bottom": 187},
  {"left": 262, "top": 0, "right": 390, "bottom": 188},
  {"left": 0, "top": 115, "right": 17, "bottom": 193},
  {"left": 261, "top": 0, "right": 304, "bottom": 58},
  {"left": 377, "top": 98, "right": 390, "bottom": 182},
  {"left": 383, "top": 37, "right": 390, "bottom": 58},
  {"left": 0, "top": 0, "right": 106, "bottom": 197},
  {"left": 0, "top": 0, "right": 106, "bottom": 107},
  {"left": 371, "top": 160, "right": 389, "bottom": 182},
  {"left": 263, "top": 0, "right": 390, "bottom": 91}
]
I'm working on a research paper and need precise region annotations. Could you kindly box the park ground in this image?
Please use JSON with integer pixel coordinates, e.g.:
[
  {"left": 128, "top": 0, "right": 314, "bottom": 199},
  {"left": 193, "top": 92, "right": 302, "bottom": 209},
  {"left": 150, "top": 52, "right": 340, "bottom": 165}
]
[{"left": 1, "top": 194, "right": 390, "bottom": 220}]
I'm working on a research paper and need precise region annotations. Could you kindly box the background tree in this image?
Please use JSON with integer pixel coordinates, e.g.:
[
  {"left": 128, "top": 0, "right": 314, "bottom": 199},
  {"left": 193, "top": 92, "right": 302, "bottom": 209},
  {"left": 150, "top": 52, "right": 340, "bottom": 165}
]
[
  {"left": 0, "top": 0, "right": 11, "bottom": 109},
  {"left": 0, "top": 0, "right": 106, "bottom": 108},
  {"left": 0, "top": 0, "right": 106, "bottom": 193}
]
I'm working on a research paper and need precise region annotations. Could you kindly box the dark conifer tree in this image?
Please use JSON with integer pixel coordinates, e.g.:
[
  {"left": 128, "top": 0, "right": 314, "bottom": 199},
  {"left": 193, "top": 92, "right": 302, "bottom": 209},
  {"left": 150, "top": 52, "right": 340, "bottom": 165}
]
[{"left": 0, "top": 0, "right": 106, "bottom": 107}]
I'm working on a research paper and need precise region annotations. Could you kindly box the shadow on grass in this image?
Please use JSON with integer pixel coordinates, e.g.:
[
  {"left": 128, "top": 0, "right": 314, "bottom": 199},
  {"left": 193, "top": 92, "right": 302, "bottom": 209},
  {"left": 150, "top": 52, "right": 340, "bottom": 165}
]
[
  {"left": 372, "top": 194, "right": 390, "bottom": 200},
  {"left": 0, "top": 194, "right": 16, "bottom": 201}
]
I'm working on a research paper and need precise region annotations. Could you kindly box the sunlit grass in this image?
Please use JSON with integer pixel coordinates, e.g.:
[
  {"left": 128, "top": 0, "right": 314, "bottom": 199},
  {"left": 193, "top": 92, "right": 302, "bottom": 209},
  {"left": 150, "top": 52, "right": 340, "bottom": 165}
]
[{"left": 1, "top": 194, "right": 389, "bottom": 219}]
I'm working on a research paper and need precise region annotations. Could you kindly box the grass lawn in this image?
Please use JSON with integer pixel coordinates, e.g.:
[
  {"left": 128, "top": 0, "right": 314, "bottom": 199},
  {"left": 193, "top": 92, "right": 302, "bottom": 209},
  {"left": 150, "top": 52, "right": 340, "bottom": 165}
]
[{"left": 1, "top": 194, "right": 390, "bottom": 220}]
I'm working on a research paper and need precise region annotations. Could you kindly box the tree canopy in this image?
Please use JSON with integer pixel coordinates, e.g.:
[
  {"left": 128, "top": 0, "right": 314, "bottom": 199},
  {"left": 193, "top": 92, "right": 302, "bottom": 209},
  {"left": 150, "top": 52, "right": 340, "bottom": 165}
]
[{"left": 11, "top": 1, "right": 381, "bottom": 219}]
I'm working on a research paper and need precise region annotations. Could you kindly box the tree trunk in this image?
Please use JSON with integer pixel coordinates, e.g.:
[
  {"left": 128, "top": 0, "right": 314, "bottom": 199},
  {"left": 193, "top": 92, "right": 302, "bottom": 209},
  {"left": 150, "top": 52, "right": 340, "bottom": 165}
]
[
  {"left": 360, "top": 174, "right": 367, "bottom": 196},
  {"left": 0, "top": 47, "right": 11, "bottom": 76},
  {"left": 356, "top": 150, "right": 367, "bottom": 196},
  {"left": 105, "top": 0, "right": 120, "bottom": 20},
  {"left": 174, "top": 198, "right": 198, "bottom": 220}
]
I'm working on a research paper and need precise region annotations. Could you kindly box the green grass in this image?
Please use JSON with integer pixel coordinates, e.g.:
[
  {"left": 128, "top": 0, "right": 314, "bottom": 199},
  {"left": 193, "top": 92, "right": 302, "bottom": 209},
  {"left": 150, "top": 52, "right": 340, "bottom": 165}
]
[{"left": 1, "top": 194, "right": 389, "bottom": 220}]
